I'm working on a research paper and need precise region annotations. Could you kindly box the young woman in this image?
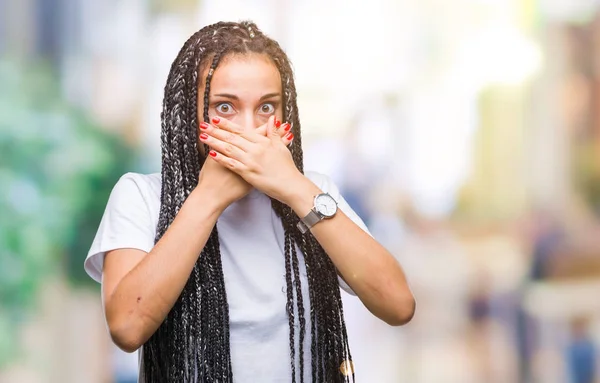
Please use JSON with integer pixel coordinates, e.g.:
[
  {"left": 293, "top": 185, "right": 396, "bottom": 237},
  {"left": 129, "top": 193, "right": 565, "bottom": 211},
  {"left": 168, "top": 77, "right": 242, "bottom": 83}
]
[{"left": 85, "top": 21, "right": 415, "bottom": 383}]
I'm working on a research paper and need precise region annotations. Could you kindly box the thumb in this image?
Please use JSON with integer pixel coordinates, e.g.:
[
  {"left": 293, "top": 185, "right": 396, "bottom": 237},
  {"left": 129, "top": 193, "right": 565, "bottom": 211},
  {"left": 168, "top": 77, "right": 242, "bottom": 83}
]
[
  {"left": 256, "top": 124, "right": 267, "bottom": 136},
  {"left": 266, "top": 116, "right": 279, "bottom": 140}
]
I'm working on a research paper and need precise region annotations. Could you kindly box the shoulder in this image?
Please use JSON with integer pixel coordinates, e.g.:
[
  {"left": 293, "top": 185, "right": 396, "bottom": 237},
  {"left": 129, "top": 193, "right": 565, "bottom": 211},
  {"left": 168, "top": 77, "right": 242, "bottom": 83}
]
[
  {"left": 102, "top": 172, "right": 162, "bottom": 223},
  {"left": 109, "top": 172, "right": 161, "bottom": 203},
  {"left": 304, "top": 171, "right": 340, "bottom": 196},
  {"left": 85, "top": 172, "right": 161, "bottom": 283},
  {"left": 114, "top": 172, "right": 161, "bottom": 192}
]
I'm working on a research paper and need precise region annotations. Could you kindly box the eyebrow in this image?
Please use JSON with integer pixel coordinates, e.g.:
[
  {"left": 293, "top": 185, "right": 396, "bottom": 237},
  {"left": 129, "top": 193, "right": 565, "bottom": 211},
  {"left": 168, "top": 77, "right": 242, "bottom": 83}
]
[{"left": 212, "top": 92, "right": 281, "bottom": 101}]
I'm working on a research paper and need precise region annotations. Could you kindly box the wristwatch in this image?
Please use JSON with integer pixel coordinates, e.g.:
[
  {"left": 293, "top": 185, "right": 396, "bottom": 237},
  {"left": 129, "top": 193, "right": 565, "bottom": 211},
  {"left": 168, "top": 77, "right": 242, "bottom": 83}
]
[{"left": 297, "top": 193, "right": 338, "bottom": 234}]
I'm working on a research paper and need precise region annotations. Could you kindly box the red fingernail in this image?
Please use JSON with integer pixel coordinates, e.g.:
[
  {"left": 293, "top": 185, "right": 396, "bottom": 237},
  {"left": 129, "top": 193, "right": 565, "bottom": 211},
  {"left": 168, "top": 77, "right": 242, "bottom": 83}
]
[
  {"left": 286, "top": 132, "right": 294, "bottom": 140},
  {"left": 200, "top": 133, "right": 208, "bottom": 140},
  {"left": 200, "top": 122, "right": 209, "bottom": 130},
  {"left": 212, "top": 116, "right": 220, "bottom": 124},
  {"left": 209, "top": 151, "right": 217, "bottom": 157},
  {"left": 282, "top": 123, "right": 291, "bottom": 132},
  {"left": 274, "top": 118, "right": 281, "bottom": 128}
]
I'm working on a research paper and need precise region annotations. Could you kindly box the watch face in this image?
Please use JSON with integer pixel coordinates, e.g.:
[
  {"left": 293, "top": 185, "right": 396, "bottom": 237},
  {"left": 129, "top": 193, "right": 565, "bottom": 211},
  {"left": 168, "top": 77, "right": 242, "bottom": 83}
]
[{"left": 314, "top": 193, "right": 337, "bottom": 217}]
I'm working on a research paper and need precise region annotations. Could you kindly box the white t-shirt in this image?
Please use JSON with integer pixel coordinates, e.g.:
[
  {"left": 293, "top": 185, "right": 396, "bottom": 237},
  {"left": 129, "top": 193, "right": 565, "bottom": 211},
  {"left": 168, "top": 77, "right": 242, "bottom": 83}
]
[{"left": 85, "top": 171, "right": 371, "bottom": 382}]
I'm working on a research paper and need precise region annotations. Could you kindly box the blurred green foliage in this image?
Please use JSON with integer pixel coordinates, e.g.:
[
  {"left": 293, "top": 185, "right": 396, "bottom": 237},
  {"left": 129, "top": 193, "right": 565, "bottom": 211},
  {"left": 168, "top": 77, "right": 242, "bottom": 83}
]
[{"left": 0, "top": 59, "right": 134, "bottom": 366}]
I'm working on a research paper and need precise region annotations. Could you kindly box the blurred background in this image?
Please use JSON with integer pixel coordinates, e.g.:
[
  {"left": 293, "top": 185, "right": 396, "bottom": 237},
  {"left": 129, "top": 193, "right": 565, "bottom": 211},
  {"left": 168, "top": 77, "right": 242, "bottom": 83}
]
[{"left": 2, "top": 0, "right": 600, "bottom": 382}]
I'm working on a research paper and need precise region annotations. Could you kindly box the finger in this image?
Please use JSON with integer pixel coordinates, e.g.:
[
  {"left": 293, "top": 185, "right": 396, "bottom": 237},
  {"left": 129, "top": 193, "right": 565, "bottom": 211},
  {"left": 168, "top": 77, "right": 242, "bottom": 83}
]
[
  {"left": 200, "top": 121, "right": 252, "bottom": 152},
  {"left": 255, "top": 123, "right": 268, "bottom": 136},
  {"left": 256, "top": 121, "right": 291, "bottom": 137},
  {"left": 283, "top": 131, "right": 294, "bottom": 146},
  {"left": 266, "top": 116, "right": 278, "bottom": 140},
  {"left": 281, "top": 125, "right": 293, "bottom": 146},
  {"left": 200, "top": 131, "right": 248, "bottom": 163},
  {"left": 208, "top": 150, "right": 247, "bottom": 173},
  {"left": 209, "top": 116, "right": 243, "bottom": 134},
  {"left": 279, "top": 122, "right": 292, "bottom": 136},
  {"left": 255, "top": 122, "right": 292, "bottom": 147},
  {"left": 211, "top": 116, "right": 264, "bottom": 143}
]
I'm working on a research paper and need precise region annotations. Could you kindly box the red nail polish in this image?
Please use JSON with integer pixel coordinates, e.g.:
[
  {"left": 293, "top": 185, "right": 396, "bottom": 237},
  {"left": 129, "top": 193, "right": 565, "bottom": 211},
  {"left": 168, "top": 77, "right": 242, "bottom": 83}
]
[
  {"left": 212, "top": 116, "right": 220, "bottom": 124},
  {"left": 286, "top": 132, "right": 294, "bottom": 140},
  {"left": 200, "top": 122, "right": 209, "bottom": 130},
  {"left": 209, "top": 151, "right": 217, "bottom": 157},
  {"left": 282, "top": 123, "right": 291, "bottom": 132},
  {"left": 200, "top": 133, "right": 208, "bottom": 140},
  {"left": 275, "top": 118, "right": 281, "bottom": 128}
]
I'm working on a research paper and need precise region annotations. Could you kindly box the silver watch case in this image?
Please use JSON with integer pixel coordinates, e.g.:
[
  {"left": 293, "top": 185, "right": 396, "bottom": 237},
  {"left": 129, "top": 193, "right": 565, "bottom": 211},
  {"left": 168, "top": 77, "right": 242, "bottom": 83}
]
[{"left": 297, "top": 193, "right": 338, "bottom": 234}]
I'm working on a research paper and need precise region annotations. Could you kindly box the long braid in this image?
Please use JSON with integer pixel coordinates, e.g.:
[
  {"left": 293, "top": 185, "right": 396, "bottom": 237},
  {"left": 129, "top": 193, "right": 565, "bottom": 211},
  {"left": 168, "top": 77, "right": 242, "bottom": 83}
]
[
  {"left": 145, "top": 25, "right": 234, "bottom": 382},
  {"left": 273, "top": 55, "right": 309, "bottom": 382},
  {"left": 144, "top": 21, "right": 354, "bottom": 382},
  {"left": 274, "top": 41, "right": 353, "bottom": 381},
  {"left": 175, "top": 33, "right": 203, "bottom": 383},
  {"left": 255, "top": 23, "right": 354, "bottom": 382}
]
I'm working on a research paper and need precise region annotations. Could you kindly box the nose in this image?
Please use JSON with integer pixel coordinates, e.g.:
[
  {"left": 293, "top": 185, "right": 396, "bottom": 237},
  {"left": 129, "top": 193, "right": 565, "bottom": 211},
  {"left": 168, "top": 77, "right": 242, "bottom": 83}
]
[{"left": 237, "top": 111, "right": 262, "bottom": 132}]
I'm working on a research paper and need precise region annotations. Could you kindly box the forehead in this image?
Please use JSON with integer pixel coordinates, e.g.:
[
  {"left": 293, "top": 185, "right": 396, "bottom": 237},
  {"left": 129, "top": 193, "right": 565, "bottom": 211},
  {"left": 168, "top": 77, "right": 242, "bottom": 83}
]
[{"left": 204, "top": 53, "right": 281, "bottom": 94}]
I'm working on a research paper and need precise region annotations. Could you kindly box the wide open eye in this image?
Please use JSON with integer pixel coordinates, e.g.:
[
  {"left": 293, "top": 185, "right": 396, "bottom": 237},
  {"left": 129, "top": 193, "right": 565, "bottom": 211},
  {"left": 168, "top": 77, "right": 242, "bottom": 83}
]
[
  {"left": 216, "top": 102, "right": 236, "bottom": 115},
  {"left": 258, "top": 103, "right": 275, "bottom": 115}
]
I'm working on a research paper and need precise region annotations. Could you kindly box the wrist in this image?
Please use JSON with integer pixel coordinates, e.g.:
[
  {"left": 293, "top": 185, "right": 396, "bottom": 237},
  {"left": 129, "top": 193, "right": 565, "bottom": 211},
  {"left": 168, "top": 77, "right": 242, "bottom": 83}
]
[
  {"left": 189, "top": 184, "right": 229, "bottom": 215},
  {"left": 282, "top": 175, "right": 322, "bottom": 217}
]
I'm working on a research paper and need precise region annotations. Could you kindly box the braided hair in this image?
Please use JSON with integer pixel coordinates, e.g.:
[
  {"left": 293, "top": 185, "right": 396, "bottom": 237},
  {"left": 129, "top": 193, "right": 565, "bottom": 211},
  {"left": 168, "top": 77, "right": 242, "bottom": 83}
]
[{"left": 142, "top": 21, "right": 353, "bottom": 382}]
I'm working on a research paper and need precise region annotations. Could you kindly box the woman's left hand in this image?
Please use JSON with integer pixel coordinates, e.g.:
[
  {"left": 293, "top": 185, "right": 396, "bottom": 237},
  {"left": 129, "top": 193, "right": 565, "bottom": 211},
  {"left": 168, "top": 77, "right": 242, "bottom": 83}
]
[{"left": 199, "top": 115, "right": 303, "bottom": 203}]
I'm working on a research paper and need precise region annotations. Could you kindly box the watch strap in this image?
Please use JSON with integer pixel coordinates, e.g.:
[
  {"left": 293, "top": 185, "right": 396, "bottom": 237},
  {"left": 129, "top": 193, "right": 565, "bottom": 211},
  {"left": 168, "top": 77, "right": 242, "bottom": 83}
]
[{"left": 297, "top": 209, "right": 322, "bottom": 234}]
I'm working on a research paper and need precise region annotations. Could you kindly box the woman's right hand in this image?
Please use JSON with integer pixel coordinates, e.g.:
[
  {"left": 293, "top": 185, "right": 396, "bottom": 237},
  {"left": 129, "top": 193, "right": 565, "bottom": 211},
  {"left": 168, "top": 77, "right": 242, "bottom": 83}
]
[
  {"left": 196, "top": 142, "right": 251, "bottom": 209},
  {"left": 194, "top": 117, "right": 293, "bottom": 210}
]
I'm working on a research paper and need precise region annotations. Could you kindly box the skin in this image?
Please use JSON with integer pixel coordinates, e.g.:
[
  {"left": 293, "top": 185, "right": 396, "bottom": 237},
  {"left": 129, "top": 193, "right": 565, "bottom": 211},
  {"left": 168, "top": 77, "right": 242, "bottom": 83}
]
[{"left": 102, "top": 52, "right": 415, "bottom": 353}]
